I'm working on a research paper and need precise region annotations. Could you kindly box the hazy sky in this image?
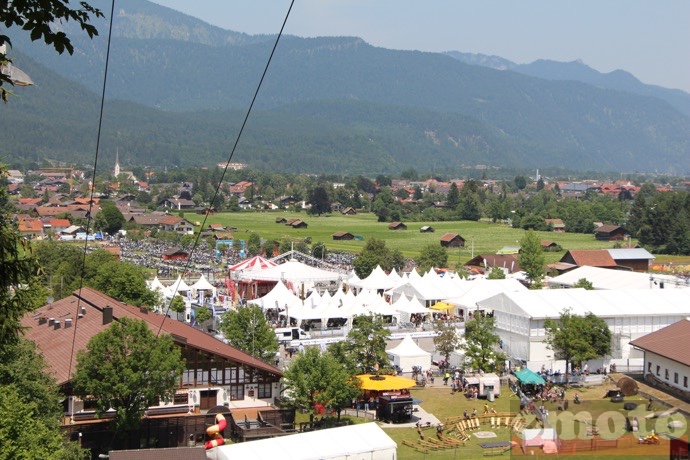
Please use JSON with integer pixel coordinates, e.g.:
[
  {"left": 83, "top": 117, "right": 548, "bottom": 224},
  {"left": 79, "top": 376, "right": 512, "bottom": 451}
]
[{"left": 150, "top": 0, "right": 690, "bottom": 93}]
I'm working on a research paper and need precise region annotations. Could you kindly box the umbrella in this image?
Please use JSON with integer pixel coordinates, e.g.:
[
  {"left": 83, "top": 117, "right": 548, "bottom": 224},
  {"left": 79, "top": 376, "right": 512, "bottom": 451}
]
[
  {"left": 429, "top": 301, "right": 454, "bottom": 311},
  {"left": 356, "top": 374, "right": 417, "bottom": 391}
]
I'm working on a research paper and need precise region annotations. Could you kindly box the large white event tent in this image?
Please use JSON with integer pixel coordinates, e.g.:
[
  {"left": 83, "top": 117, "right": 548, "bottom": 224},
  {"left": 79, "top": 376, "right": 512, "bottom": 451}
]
[
  {"left": 239, "top": 258, "right": 342, "bottom": 296},
  {"left": 207, "top": 422, "right": 396, "bottom": 460},
  {"left": 443, "top": 278, "right": 527, "bottom": 318},
  {"left": 548, "top": 265, "right": 687, "bottom": 290},
  {"left": 387, "top": 334, "right": 432, "bottom": 372},
  {"left": 476, "top": 288, "right": 690, "bottom": 371},
  {"left": 385, "top": 270, "right": 466, "bottom": 307}
]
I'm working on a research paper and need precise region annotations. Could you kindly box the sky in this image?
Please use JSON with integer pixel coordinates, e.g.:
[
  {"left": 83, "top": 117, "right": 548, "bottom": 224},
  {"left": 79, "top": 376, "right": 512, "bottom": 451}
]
[{"left": 150, "top": 0, "right": 690, "bottom": 93}]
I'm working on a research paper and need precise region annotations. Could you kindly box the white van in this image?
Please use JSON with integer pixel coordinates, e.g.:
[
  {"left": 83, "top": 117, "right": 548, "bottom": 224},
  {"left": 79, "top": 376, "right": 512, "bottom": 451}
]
[{"left": 275, "top": 327, "right": 311, "bottom": 344}]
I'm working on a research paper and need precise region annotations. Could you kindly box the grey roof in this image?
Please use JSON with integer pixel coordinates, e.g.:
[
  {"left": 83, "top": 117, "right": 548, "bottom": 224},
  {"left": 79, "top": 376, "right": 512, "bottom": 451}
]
[{"left": 607, "top": 248, "right": 655, "bottom": 260}]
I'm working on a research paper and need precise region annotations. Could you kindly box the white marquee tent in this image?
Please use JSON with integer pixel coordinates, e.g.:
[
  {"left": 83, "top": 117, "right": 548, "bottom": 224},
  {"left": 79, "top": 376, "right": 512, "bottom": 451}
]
[
  {"left": 476, "top": 288, "right": 690, "bottom": 370},
  {"left": 548, "top": 265, "right": 686, "bottom": 290},
  {"left": 386, "top": 334, "right": 432, "bottom": 373},
  {"left": 207, "top": 422, "right": 396, "bottom": 460}
]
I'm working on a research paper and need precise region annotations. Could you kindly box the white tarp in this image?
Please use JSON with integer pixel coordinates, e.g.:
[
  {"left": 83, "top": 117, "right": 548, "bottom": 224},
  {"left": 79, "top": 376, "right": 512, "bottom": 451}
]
[
  {"left": 240, "top": 259, "right": 342, "bottom": 283},
  {"left": 207, "top": 422, "right": 397, "bottom": 460},
  {"left": 190, "top": 274, "right": 216, "bottom": 297},
  {"left": 351, "top": 265, "right": 396, "bottom": 291}
]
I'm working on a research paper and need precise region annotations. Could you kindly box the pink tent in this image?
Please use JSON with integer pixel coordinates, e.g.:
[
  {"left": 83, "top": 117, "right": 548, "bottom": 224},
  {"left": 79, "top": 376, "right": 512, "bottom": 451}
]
[
  {"left": 228, "top": 256, "right": 278, "bottom": 300},
  {"left": 228, "top": 256, "right": 277, "bottom": 272}
]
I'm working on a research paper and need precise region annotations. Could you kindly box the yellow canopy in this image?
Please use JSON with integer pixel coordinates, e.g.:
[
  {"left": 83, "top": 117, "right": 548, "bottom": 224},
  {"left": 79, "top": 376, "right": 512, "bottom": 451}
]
[
  {"left": 430, "top": 301, "right": 454, "bottom": 311},
  {"left": 356, "top": 374, "right": 417, "bottom": 391}
]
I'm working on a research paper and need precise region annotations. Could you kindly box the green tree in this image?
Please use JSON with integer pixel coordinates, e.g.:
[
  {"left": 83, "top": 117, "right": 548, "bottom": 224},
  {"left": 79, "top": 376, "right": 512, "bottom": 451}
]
[
  {"left": 94, "top": 202, "right": 125, "bottom": 235},
  {"left": 72, "top": 318, "right": 185, "bottom": 435},
  {"left": 433, "top": 321, "right": 461, "bottom": 365},
  {"left": 343, "top": 315, "right": 391, "bottom": 374},
  {"left": 514, "top": 176, "right": 527, "bottom": 190},
  {"left": 415, "top": 243, "right": 448, "bottom": 273},
  {"left": 281, "top": 347, "right": 360, "bottom": 421},
  {"left": 168, "top": 295, "right": 186, "bottom": 319},
  {"left": 352, "top": 238, "right": 404, "bottom": 278},
  {"left": 0, "top": 1, "right": 102, "bottom": 101},
  {"left": 312, "top": 241, "right": 327, "bottom": 260},
  {"left": 220, "top": 305, "right": 278, "bottom": 362},
  {"left": 572, "top": 278, "right": 594, "bottom": 290},
  {"left": 88, "top": 260, "right": 157, "bottom": 307},
  {"left": 446, "top": 182, "right": 460, "bottom": 209},
  {"left": 487, "top": 268, "right": 506, "bottom": 279},
  {"left": 247, "top": 232, "right": 262, "bottom": 255},
  {"left": 0, "top": 338, "right": 87, "bottom": 459},
  {"left": 518, "top": 229, "right": 545, "bottom": 289},
  {"left": 0, "top": 167, "right": 46, "bottom": 346},
  {"left": 307, "top": 184, "right": 331, "bottom": 216},
  {"left": 544, "top": 308, "right": 612, "bottom": 386},
  {"left": 194, "top": 306, "right": 212, "bottom": 327},
  {"left": 461, "top": 314, "right": 506, "bottom": 373}
]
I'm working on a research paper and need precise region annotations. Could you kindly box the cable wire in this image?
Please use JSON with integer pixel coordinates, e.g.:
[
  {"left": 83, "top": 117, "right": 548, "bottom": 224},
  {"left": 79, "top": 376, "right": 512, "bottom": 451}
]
[
  {"left": 157, "top": 0, "right": 295, "bottom": 335},
  {"left": 67, "top": 0, "right": 116, "bottom": 380}
]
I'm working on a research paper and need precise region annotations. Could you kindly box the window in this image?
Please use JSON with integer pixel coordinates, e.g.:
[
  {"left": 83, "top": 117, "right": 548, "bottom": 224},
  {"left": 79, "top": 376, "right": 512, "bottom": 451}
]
[
  {"left": 665, "top": 369, "right": 669, "bottom": 380},
  {"left": 656, "top": 365, "right": 660, "bottom": 376},
  {"left": 258, "top": 383, "right": 272, "bottom": 399},
  {"left": 228, "top": 385, "right": 244, "bottom": 400},
  {"left": 647, "top": 362, "right": 652, "bottom": 372},
  {"left": 674, "top": 372, "right": 679, "bottom": 384},
  {"left": 684, "top": 376, "right": 688, "bottom": 388}
]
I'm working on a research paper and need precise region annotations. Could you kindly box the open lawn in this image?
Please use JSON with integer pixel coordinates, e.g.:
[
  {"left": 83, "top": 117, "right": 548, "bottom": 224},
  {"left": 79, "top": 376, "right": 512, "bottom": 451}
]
[
  {"left": 186, "top": 211, "right": 621, "bottom": 263},
  {"left": 382, "top": 382, "right": 688, "bottom": 459}
]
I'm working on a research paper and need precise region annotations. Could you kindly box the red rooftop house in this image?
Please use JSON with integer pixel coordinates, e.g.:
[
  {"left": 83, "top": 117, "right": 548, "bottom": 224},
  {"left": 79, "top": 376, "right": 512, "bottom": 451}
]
[
  {"left": 388, "top": 222, "right": 407, "bottom": 230},
  {"left": 20, "top": 287, "right": 285, "bottom": 449}
]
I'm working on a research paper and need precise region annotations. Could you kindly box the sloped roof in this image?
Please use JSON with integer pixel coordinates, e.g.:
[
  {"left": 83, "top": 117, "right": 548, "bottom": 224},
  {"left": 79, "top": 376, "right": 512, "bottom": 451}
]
[
  {"left": 548, "top": 265, "right": 678, "bottom": 290},
  {"left": 596, "top": 224, "right": 626, "bottom": 234},
  {"left": 630, "top": 319, "right": 690, "bottom": 367},
  {"left": 21, "top": 287, "right": 280, "bottom": 386},
  {"left": 607, "top": 248, "right": 655, "bottom": 261},
  {"left": 561, "top": 250, "right": 617, "bottom": 268},
  {"left": 440, "top": 232, "right": 463, "bottom": 242},
  {"left": 477, "top": 288, "right": 690, "bottom": 321}
]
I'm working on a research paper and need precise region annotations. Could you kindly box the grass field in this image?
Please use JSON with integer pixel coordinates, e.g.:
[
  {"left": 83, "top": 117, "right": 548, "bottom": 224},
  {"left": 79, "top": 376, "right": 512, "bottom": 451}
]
[
  {"left": 382, "top": 383, "right": 687, "bottom": 459},
  {"left": 185, "top": 211, "right": 624, "bottom": 264}
]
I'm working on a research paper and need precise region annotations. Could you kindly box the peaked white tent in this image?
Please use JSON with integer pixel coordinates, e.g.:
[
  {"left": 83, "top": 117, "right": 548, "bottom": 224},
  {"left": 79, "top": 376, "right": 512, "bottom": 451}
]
[
  {"left": 191, "top": 274, "right": 217, "bottom": 297},
  {"left": 386, "top": 334, "right": 431, "bottom": 372},
  {"left": 168, "top": 275, "right": 191, "bottom": 296},
  {"left": 249, "top": 281, "right": 302, "bottom": 312},
  {"left": 351, "top": 265, "right": 396, "bottom": 291}
]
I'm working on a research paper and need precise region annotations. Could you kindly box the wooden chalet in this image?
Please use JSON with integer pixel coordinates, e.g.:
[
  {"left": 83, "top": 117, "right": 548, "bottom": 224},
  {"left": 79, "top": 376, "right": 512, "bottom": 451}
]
[
  {"left": 541, "top": 241, "right": 560, "bottom": 252},
  {"left": 341, "top": 207, "right": 357, "bottom": 215},
  {"left": 439, "top": 233, "right": 465, "bottom": 248},
  {"left": 594, "top": 224, "right": 628, "bottom": 241},
  {"left": 332, "top": 231, "right": 355, "bottom": 241},
  {"left": 419, "top": 225, "right": 435, "bottom": 233},
  {"left": 545, "top": 218, "right": 565, "bottom": 232},
  {"left": 388, "top": 222, "right": 407, "bottom": 230}
]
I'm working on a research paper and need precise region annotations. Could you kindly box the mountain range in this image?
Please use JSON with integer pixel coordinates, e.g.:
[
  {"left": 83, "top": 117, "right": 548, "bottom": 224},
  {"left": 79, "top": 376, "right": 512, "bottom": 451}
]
[{"left": 3, "top": 0, "right": 689, "bottom": 176}]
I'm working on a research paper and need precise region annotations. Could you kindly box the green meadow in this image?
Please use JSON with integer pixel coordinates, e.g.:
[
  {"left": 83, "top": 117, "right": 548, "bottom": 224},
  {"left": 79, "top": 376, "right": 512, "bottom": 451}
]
[{"left": 185, "top": 211, "right": 621, "bottom": 265}]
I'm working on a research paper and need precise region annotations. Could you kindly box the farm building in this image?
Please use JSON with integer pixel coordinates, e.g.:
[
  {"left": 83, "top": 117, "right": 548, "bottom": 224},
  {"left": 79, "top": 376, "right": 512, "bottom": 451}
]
[
  {"left": 388, "top": 222, "right": 407, "bottom": 230},
  {"left": 420, "top": 225, "right": 435, "bottom": 233},
  {"left": 332, "top": 231, "right": 355, "bottom": 240},
  {"left": 594, "top": 224, "right": 628, "bottom": 241},
  {"left": 630, "top": 319, "right": 690, "bottom": 397},
  {"left": 440, "top": 233, "right": 465, "bottom": 248}
]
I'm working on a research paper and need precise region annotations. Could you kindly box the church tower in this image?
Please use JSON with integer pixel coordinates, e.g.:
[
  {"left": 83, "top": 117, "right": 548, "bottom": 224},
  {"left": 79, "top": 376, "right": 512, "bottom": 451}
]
[{"left": 113, "top": 148, "right": 121, "bottom": 177}]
